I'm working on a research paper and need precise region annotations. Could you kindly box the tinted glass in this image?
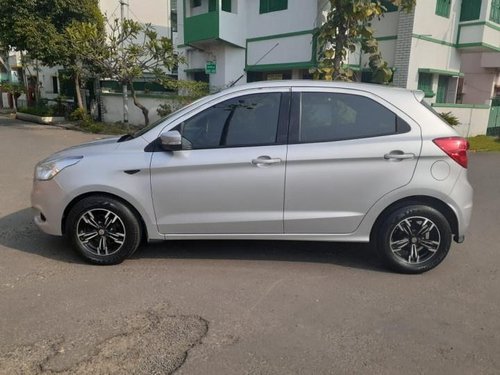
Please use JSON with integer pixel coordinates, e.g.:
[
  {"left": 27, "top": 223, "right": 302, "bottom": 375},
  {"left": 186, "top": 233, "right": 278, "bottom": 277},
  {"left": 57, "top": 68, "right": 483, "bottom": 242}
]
[
  {"left": 179, "top": 93, "right": 281, "bottom": 149},
  {"left": 299, "top": 92, "right": 403, "bottom": 143}
]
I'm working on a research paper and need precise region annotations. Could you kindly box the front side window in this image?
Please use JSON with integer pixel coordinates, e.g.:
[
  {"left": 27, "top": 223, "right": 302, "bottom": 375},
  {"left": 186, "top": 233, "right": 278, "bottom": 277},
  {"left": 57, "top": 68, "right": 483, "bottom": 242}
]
[
  {"left": 177, "top": 93, "right": 282, "bottom": 149},
  {"left": 260, "top": 0, "right": 287, "bottom": 14},
  {"left": 297, "top": 92, "right": 409, "bottom": 143}
]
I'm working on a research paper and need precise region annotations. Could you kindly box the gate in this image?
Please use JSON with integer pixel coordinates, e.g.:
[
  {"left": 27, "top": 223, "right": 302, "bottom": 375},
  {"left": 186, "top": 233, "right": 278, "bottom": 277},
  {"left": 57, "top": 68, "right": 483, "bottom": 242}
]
[{"left": 487, "top": 97, "right": 500, "bottom": 136}]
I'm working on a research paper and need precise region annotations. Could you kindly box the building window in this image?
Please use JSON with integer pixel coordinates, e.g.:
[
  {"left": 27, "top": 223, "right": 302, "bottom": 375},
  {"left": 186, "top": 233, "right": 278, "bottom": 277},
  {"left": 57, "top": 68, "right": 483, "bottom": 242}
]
[
  {"left": 436, "top": 75, "right": 449, "bottom": 103},
  {"left": 208, "top": 0, "right": 216, "bottom": 11},
  {"left": 260, "top": 0, "right": 287, "bottom": 14},
  {"left": 460, "top": 0, "right": 481, "bottom": 21},
  {"left": 491, "top": 0, "right": 500, "bottom": 24},
  {"left": 222, "top": 0, "right": 231, "bottom": 12},
  {"left": 192, "top": 0, "right": 201, "bottom": 8},
  {"left": 379, "top": 0, "right": 398, "bottom": 12},
  {"left": 52, "top": 76, "right": 59, "bottom": 94},
  {"left": 418, "top": 73, "right": 435, "bottom": 98},
  {"left": 435, "top": 0, "right": 451, "bottom": 18}
]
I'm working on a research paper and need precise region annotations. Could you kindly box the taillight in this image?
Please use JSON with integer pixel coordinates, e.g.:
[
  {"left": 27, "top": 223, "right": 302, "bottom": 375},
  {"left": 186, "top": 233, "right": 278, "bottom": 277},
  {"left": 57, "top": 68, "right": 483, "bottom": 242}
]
[{"left": 433, "top": 137, "right": 469, "bottom": 168}]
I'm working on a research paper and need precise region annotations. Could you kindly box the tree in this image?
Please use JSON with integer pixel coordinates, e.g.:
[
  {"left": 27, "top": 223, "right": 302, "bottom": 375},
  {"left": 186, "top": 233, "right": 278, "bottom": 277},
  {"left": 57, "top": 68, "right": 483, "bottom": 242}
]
[
  {"left": 75, "top": 18, "right": 179, "bottom": 126},
  {"left": 312, "top": 0, "right": 415, "bottom": 83},
  {"left": 0, "top": 82, "right": 25, "bottom": 111},
  {"left": 0, "top": 0, "right": 104, "bottom": 108},
  {"left": 64, "top": 20, "right": 105, "bottom": 110}
]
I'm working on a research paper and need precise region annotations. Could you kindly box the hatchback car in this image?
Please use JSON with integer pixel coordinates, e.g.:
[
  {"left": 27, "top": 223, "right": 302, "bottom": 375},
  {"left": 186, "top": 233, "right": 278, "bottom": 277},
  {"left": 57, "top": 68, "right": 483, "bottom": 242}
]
[{"left": 31, "top": 81, "right": 473, "bottom": 273}]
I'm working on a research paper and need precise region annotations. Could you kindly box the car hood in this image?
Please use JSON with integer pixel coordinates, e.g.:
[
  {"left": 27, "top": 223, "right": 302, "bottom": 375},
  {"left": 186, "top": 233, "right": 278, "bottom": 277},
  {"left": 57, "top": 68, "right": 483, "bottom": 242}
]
[{"left": 42, "top": 136, "right": 122, "bottom": 162}]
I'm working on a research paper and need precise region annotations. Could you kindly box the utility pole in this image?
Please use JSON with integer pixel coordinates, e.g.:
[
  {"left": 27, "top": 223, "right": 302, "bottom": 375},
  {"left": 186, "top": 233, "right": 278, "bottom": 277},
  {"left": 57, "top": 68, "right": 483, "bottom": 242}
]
[{"left": 120, "top": 0, "right": 129, "bottom": 125}]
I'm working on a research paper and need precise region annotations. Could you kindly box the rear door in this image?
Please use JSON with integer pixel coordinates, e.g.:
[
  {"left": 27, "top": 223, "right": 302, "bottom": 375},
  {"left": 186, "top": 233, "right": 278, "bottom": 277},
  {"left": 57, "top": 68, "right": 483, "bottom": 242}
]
[{"left": 284, "top": 88, "right": 421, "bottom": 234}]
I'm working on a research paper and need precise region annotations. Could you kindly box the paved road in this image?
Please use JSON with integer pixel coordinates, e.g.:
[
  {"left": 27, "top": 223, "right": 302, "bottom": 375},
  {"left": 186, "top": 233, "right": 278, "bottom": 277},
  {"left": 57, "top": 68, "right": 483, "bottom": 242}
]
[{"left": 0, "top": 117, "right": 499, "bottom": 374}]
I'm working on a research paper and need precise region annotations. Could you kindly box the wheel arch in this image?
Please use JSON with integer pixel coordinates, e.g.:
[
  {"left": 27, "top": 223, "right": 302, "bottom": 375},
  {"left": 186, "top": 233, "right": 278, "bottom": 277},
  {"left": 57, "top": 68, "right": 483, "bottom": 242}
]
[
  {"left": 61, "top": 192, "right": 149, "bottom": 242},
  {"left": 370, "top": 195, "right": 459, "bottom": 242}
]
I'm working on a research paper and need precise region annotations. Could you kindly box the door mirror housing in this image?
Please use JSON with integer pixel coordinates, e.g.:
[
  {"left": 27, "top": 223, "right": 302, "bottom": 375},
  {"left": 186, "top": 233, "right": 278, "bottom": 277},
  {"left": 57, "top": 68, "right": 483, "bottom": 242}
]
[{"left": 160, "top": 130, "right": 182, "bottom": 151}]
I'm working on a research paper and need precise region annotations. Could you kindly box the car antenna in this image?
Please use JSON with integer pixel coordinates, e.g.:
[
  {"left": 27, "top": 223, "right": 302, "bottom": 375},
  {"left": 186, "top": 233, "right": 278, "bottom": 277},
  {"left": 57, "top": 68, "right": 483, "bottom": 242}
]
[{"left": 228, "top": 42, "right": 280, "bottom": 88}]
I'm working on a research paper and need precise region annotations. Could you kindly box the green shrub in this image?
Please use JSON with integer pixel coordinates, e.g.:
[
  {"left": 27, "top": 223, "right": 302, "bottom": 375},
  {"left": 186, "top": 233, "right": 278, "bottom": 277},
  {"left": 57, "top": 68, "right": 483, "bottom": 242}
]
[
  {"left": 440, "top": 111, "right": 460, "bottom": 126},
  {"left": 69, "top": 108, "right": 88, "bottom": 121},
  {"left": 18, "top": 106, "right": 54, "bottom": 116}
]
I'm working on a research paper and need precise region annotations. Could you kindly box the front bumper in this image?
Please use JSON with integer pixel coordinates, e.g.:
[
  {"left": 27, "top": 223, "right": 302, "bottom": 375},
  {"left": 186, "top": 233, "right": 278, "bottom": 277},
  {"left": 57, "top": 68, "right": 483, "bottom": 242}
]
[{"left": 31, "top": 178, "right": 67, "bottom": 236}]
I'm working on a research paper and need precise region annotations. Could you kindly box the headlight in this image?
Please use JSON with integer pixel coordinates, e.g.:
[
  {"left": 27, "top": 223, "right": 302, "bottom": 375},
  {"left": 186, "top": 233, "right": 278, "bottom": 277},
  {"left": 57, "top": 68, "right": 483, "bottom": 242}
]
[{"left": 35, "top": 156, "right": 83, "bottom": 181}]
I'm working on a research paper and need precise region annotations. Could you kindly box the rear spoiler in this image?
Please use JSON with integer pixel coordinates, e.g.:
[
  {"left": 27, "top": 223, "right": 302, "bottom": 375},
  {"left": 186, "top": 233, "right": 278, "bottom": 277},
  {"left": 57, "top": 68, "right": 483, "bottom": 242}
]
[{"left": 413, "top": 90, "right": 425, "bottom": 102}]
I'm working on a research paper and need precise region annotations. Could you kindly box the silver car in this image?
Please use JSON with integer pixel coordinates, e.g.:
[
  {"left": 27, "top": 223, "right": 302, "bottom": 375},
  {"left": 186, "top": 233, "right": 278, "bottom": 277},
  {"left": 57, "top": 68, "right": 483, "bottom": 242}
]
[{"left": 31, "top": 81, "right": 473, "bottom": 273}]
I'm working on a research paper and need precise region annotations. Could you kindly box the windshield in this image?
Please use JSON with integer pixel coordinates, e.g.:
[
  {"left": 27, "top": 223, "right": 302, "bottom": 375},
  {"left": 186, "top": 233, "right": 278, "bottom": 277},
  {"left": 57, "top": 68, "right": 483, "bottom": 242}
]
[{"left": 132, "top": 95, "right": 213, "bottom": 138}]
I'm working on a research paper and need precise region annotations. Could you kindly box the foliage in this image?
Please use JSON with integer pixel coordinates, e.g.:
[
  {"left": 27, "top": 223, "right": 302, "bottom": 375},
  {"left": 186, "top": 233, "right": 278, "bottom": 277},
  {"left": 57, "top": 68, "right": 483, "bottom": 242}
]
[
  {"left": 439, "top": 111, "right": 460, "bottom": 126},
  {"left": 0, "top": 82, "right": 25, "bottom": 96},
  {"left": 75, "top": 119, "right": 141, "bottom": 135},
  {"left": 17, "top": 103, "right": 65, "bottom": 117},
  {"left": 74, "top": 18, "right": 180, "bottom": 126},
  {"left": 0, "top": 0, "right": 102, "bottom": 64},
  {"left": 0, "top": 0, "right": 104, "bottom": 108},
  {"left": 69, "top": 107, "right": 89, "bottom": 121},
  {"left": 312, "top": 0, "right": 415, "bottom": 83},
  {"left": 467, "top": 135, "right": 500, "bottom": 152},
  {"left": 156, "top": 79, "right": 209, "bottom": 117}
]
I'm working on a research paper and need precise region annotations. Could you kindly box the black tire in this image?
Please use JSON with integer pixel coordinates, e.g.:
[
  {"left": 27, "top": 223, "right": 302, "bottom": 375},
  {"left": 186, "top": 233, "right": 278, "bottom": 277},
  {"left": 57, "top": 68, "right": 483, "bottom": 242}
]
[
  {"left": 377, "top": 205, "right": 452, "bottom": 274},
  {"left": 65, "top": 195, "right": 142, "bottom": 265}
]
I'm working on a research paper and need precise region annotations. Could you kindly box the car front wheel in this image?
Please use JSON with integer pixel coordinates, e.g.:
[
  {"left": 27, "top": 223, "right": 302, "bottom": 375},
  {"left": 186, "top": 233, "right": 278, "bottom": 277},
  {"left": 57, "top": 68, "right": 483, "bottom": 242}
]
[
  {"left": 377, "top": 205, "right": 452, "bottom": 274},
  {"left": 65, "top": 196, "right": 142, "bottom": 265}
]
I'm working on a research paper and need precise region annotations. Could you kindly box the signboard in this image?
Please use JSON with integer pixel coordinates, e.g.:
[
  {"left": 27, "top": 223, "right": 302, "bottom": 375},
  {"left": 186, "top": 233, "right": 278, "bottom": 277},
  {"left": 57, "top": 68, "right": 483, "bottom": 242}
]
[
  {"left": 267, "top": 74, "right": 283, "bottom": 81},
  {"left": 205, "top": 61, "right": 216, "bottom": 74}
]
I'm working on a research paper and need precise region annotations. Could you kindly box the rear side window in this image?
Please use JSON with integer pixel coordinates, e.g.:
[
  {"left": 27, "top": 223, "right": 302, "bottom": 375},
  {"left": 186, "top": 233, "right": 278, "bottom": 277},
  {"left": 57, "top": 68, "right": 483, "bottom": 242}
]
[{"left": 297, "top": 92, "right": 410, "bottom": 143}]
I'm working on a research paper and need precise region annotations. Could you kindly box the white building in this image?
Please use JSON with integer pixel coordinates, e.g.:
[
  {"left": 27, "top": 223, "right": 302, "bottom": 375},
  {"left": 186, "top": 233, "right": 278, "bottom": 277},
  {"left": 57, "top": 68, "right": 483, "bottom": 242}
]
[{"left": 177, "top": 0, "right": 500, "bottom": 136}]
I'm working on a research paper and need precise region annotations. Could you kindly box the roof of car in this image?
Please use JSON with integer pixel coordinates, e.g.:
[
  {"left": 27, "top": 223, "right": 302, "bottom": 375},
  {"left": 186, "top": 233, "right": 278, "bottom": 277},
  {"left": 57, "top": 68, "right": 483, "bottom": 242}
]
[{"left": 218, "top": 80, "right": 420, "bottom": 100}]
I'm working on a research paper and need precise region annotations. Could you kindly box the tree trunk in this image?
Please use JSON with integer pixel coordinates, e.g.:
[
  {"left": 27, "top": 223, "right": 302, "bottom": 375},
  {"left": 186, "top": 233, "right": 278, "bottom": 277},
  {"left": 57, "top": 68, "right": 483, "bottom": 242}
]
[
  {"left": 34, "top": 60, "right": 40, "bottom": 104},
  {"left": 122, "top": 83, "right": 129, "bottom": 126},
  {"left": 130, "top": 85, "right": 149, "bottom": 126},
  {"left": 74, "top": 72, "right": 84, "bottom": 110}
]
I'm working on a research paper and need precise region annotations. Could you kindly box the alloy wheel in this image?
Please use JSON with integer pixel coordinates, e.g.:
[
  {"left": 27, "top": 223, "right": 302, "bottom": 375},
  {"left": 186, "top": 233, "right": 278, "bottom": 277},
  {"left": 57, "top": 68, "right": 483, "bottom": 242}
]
[
  {"left": 389, "top": 216, "right": 441, "bottom": 265},
  {"left": 76, "top": 209, "right": 126, "bottom": 256}
]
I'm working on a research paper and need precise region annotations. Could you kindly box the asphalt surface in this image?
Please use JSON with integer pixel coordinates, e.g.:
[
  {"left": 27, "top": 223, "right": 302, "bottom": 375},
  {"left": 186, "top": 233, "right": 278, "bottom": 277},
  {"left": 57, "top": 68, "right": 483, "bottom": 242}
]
[{"left": 0, "top": 116, "right": 499, "bottom": 374}]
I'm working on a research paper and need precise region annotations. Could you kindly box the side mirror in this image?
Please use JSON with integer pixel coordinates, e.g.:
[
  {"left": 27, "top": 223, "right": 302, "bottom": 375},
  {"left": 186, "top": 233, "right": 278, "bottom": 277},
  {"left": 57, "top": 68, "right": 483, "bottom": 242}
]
[{"left": 160, "top": 130, "right": 182, "bottom": 151}]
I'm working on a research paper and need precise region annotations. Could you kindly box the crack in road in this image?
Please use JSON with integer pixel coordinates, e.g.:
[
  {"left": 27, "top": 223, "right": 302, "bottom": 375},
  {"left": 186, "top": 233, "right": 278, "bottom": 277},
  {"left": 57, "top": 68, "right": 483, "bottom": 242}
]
[{"left": 0, "top": 308, "right": 209, "bottom": 375}]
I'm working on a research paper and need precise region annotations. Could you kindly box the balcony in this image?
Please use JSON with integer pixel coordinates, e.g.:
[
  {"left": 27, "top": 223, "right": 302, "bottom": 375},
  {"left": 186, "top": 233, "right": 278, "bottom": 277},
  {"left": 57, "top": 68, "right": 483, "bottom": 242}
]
[
  {"left": 184, "top": 11, "right": 219, "bottom": 45},
  {"left": 457, "top": 21, "right": 500, "bottom": 52},
  {"left": 183, "top": 0, "right": 244, "bottom": 47}
]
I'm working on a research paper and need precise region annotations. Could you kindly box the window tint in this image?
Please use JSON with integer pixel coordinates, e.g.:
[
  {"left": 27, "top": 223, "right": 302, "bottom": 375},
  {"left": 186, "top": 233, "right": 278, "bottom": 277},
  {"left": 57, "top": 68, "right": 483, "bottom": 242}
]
[
  {"left": 178, "top": 93, "right": 281, "bottom": 149},
  {"left": 299, "top": 92, "right": 408, "bottom": 143}
]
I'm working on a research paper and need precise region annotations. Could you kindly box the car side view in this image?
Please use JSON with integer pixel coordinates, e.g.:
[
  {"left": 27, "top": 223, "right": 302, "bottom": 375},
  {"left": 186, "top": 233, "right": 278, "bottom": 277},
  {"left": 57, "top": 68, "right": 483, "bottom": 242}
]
[{"left": 31, "top": 81, "right": 473, "bottom": 273}]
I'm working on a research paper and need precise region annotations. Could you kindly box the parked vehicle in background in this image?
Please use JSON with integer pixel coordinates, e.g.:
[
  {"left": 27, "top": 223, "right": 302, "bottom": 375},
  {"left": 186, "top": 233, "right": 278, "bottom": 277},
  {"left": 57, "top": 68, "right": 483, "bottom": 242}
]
[{"left": 31, "top": 81, "right": 473, "bottom": 273}]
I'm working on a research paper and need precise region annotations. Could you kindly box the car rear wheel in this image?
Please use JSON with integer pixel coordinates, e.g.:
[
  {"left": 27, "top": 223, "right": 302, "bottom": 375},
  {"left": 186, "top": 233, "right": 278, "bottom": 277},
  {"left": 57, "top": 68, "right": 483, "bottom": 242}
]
[
  {"left": 377, "top": 205, "right": 452, "bottom": 274},
  {"left": 65, "top": 196, "right": 142, "bottom": 265}
]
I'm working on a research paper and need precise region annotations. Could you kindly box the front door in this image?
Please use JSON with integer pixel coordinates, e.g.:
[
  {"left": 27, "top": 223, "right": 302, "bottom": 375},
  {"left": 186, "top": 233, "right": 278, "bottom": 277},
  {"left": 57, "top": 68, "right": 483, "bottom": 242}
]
[
  {"left": 151, "top": 91, "right": 289, "bottom": 234},
  {"left": 284, "top": 89, "right": 421, "bottom": 234}
]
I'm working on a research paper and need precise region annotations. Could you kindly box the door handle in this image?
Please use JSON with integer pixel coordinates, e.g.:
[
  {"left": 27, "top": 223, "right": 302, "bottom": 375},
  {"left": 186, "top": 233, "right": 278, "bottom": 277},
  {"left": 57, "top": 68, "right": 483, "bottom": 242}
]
[
  {"left": 384, "top": 150, "right": 415, "bottom": 161},
  {"left": 251, "top": 156, "right": 282, "bottom": 166}
]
